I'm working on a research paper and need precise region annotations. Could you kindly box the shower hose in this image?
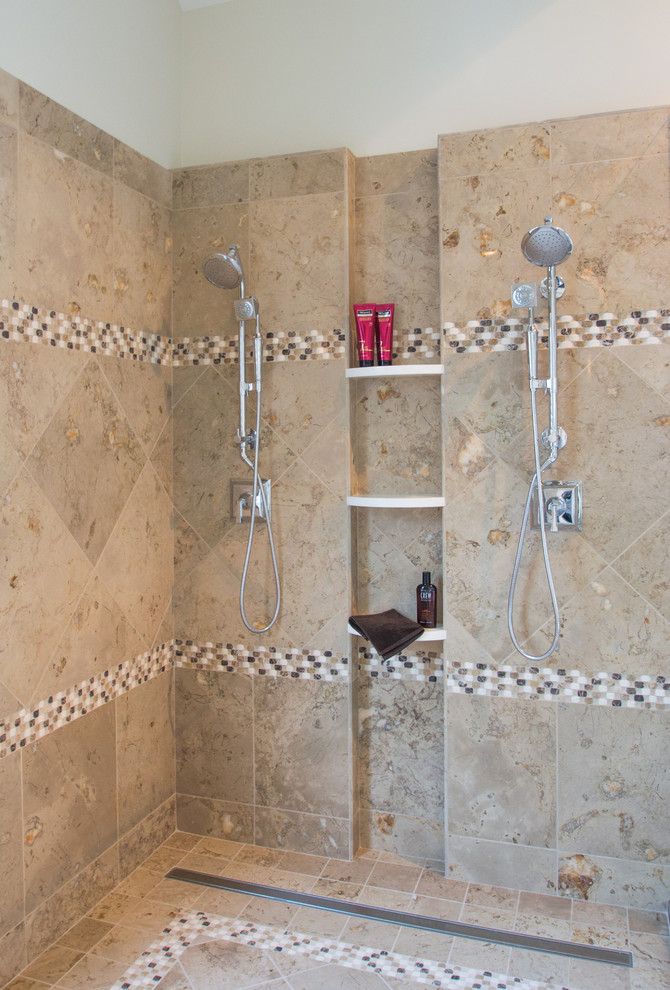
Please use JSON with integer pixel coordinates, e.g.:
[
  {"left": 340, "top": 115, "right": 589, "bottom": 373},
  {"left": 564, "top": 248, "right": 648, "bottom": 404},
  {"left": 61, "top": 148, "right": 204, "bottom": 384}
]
[
  {"left": 240, "top": 335, "right": 281, "bottom": 634},
  {"left": 507, "top": 328, "right": 561, "bottom": 662}
]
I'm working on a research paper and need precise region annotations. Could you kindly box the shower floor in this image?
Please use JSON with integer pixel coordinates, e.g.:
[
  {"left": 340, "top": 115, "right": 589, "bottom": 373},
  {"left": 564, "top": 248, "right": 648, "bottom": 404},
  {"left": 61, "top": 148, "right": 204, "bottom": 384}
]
[{"left": 6, "top": 831, "right": 668, "bottom": 990}]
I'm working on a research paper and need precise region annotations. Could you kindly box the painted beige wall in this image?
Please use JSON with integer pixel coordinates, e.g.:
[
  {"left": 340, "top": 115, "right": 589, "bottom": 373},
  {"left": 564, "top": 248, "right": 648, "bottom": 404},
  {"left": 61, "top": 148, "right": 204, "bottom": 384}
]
[
  {"left": 181, "top": 0, "right": 670, "bottom": 164},
  {"left": 2, "top": 0, "right": 670, "bottom": 168},
  {"left": 0, "top": 0, "right": 182, "bottom": 167}
]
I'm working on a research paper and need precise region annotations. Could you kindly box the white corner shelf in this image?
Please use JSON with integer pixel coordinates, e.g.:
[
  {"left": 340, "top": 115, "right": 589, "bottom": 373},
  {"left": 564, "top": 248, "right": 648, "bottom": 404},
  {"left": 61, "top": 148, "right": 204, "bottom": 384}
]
[
  {"left": 347, "top": 494, "right": 445, "bottom": 508},
  {"left": 346, "top": 364, "right": 443, "bottom": 379},
  {"left": 348, "top": 623, "right": 446, "bottom": 642}
]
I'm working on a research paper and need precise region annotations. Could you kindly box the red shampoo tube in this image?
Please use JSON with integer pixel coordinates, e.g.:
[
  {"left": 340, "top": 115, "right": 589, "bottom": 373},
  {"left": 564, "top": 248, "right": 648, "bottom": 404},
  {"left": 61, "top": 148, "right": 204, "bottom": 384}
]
[
  {"left": 375, "top": 304, "right": 394, "bottom": 365},
  {"left": 354, "top": 305, "right": 375, "bottom": 366}
]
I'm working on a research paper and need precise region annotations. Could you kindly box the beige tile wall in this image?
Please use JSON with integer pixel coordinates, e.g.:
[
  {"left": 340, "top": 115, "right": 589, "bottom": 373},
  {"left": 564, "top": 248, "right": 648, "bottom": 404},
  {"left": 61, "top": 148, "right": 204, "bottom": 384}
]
[
  {"left": 171, "top": 149, "right": 355, "bottom": 857},
  {"left": 439, "top": 108, "right": 670, "bottom": 907},
  {"left": 1, "top": 63, "right": 668, "bottom": 987},
  {"left": 0, "top": 70, "right": 175, "bottom": 982}
]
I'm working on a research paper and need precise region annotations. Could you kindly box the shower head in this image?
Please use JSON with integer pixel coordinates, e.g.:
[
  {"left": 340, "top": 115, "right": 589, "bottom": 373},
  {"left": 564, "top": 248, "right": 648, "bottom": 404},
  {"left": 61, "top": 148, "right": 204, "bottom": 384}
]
[
  {"left": 522, "top": 218, "right": 573, "bottom": 268},
  {"left": 203, "top": 246, "right": 244, "bottom": 290}
]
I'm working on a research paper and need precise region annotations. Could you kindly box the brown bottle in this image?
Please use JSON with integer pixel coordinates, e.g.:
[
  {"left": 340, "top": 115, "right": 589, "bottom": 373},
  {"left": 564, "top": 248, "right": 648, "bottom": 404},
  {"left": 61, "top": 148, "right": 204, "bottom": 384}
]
[{"left": 417, "top": 571, "right": 437, "bottom": 628}]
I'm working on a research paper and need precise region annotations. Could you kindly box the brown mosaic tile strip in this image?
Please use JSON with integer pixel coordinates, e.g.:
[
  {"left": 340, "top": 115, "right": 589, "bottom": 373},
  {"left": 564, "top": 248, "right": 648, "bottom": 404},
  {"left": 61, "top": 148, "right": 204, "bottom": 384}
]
[
  {"left": 174, "top": 640, "right": 349, "bottom": 680},
  {"left": 0, "top": 299, "right": 171, "bottom": 364},
  {"left": 395, "top": 325, "right": 442, "bottom": 362},
  {"left": 172, "top": 328, "right": 347, "bottom": 366},
  {"left": 357, "top": 646, "right": 443, "bottom": 682},
  {"left": 445, "top": 659, "right": 670, "bottom": 710},
  {"left": 112, "top": 910, "right": 561, "bottom": 990},
  {"left": 3, "top": 298, "right": 667, "bottom": 366},
  {"left": 0, "top": 641, "right": 173, "bottom": 759},
  {"left": 443, "top": 310, "right": 670, "bottom": 353},
  {"left": 1, "top": 638, "right": 665, "bottom": 759}
]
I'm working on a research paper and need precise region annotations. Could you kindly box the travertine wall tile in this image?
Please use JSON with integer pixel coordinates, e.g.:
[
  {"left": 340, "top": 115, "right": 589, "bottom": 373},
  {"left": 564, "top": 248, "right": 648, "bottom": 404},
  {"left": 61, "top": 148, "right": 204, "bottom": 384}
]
[
  {"left": 176, "top": 793, "right": 254, "bottom": 845},
  {"left": 17, "top": 132, "right": 114, "bottom": 320},
  {"left": 22, "top": 703, "right": 117, "bottom": 915},
  {"left": 0, "top": 68, "right": 19, "bottom": 127},
  {"left": 358, "top": 678, "right": 443, "bottom": 859},
  {"left": 172, "top": 160, "right": 250, "bottom": 210},
  {"left": 550, "top": 107, "right": 670, "bottom": 165},
  {"left": 26, "top": 358, "right": 145, "bottom": 565},
  {"left": 439, "top": 106, "right": 670, "bottom": 910},
  {"left": 112, "top": 182, "right": 172, "bottom": 334},
  {"left": 250, "top": 149, "right": 347, "bottom": 200},
  {"left": 0, "top": 751, "right": 23, "bottom": 939},
  {"left": 99, "top": 354, "right": 172, "bottom": 459},
  {"left": 171, "top": 201, "right": 250, "bottom": 339},
  {"left": 254, "top": 678, "right": 350, "bottom": 820},
  {"left": 439, "top": 123, "right": 551, "bottom": 178},
  {"left": 354, "top": 150, "right": 440, "bottom": 338},
  {"left": 250, "top": 192, "right": 348, "bottom": 334},
  {"left": 0, "top": 921, "right": 26, "bottom": 989},
  {"left": 447, "top": 835, "right": 557, "bottom": 897},
  {"left": 0, "top": 120, "right": 17, "bottom": 298},
  {"left": 176, "top": 668, "right": 253, "bottom": 805},
  {"left": 117, "top": 795, "right": 176, "bottom": 878},
  {"left": 95, "top": 462, "right": 173, "bottom": 647},
  {"left": 557, "top": 705, "right": 669, "bottom": 864},
  {"left": 447, "top": 694, "right": 556, "bottom": 848},
  {"left": 24, "top": 845, "right": 119, "bottom": 961},
  {"left": 0, "top": 71, "right": 177, "bottom": 983},
  {"left": 113, "top": 139, "right": 172, "bottom": 207},
  {"left": 117, "top": 672, "right": 175, "bottom": 835},
  {"left": 19, "top": 83, "right": 114, "bottom": 177},
  {"left": 0, "top": 469, "right": 93, "bottom": 707},
  {"left": 32, "top": 572, "right": 145, "bottom": 704}
]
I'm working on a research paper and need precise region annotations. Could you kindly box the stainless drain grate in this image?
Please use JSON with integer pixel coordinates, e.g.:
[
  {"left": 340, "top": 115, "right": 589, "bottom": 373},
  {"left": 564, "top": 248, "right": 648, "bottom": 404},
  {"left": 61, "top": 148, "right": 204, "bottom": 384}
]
[{"left": 166, "top": 867, "right": 633, "bottom": 969}]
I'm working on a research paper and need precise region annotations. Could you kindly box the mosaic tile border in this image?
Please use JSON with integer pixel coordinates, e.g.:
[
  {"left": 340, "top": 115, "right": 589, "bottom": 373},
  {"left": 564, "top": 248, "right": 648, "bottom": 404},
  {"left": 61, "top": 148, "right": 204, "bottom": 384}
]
[
  {"left": 1, "top": 639, "right": 667, "bottom": 761},
  {"left": 445, "top": 660, "right": 670, "bottom": 710},
  {"left": 0, "top": 300, "right": 172, "bottom": 364},
  {"left": 111, "top": 910, "right": 563, "bottom": 990},
  {"left": 443, "top": 310, "right": 670, "bottom": 353},
  {"left": 3, "top": 298, "right": 669, "bottom": 368},
  {"left": 0, "top": 642, "right": 173, "bottom": 760},
  {"left": 357, "top": 646, "right": 443, "bottom": 682},
  {"left": 174, "top": 640, "right": 349, "bottom": 680},
  {"left": 173, "top": 328, "right": 347, "bottom": 366}
]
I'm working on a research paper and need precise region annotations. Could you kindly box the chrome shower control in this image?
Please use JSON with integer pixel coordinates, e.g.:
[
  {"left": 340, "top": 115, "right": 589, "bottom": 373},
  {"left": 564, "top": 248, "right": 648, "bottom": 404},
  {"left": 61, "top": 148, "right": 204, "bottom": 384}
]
[
  {"left": 532, "top": 481, "right": 583, "bottom": 532},
  {"left": 540, "top": 275, "right": 566, "bottom": 299},
  {"left": 510, "top": 281, "right": 538, "bottom": 308},
  {"left": 235, "top": 296, "right": 259, "bottom": 320}
]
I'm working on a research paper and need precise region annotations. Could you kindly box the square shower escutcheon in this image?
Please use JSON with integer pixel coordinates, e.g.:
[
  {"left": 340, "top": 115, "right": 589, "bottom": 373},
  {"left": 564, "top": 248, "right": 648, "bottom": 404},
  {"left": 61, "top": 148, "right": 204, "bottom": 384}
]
[{"left": 531, "top": 481, "right": 583, "bottom": 532}]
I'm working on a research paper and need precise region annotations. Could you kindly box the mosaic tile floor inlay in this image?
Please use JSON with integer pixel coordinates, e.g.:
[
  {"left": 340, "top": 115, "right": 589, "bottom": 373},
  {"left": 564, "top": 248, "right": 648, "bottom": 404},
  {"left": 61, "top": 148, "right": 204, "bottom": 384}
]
[{"left": 111, "top": 910, "right": 567, "bottom": 990}]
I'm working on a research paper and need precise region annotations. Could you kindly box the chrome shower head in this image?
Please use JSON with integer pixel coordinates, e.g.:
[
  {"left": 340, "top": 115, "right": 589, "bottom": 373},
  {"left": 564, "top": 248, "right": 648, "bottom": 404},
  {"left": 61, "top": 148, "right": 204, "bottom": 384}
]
[
  {"left": 522, "top": 218, "right": 573, "bottom": 268},
  {"left": 203, "top": 246, "right": 244, "bottom": 290}
]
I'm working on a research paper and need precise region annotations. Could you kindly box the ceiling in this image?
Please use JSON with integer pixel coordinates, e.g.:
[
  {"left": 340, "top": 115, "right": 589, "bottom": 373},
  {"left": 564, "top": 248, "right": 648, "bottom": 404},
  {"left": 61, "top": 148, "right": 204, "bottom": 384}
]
[{"left": 178, "top": 0, "right": 236, "bottom": 9}]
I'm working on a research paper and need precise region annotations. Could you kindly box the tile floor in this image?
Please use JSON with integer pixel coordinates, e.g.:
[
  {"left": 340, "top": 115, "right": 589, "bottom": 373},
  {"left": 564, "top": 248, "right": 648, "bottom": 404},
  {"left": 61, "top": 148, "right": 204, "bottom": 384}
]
[{"left": 5, "top": 832, "right": 669, "bottom": 990}]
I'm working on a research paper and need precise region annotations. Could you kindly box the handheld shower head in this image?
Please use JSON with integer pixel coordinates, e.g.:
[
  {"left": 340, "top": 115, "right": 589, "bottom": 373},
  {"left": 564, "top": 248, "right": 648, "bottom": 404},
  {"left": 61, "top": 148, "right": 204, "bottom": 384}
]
[
  {"left": 203, "top": 246, "right": 244, "bottom": 290},
  {"left": 522, "top": 218, "right": 573, "bottom": 268}
]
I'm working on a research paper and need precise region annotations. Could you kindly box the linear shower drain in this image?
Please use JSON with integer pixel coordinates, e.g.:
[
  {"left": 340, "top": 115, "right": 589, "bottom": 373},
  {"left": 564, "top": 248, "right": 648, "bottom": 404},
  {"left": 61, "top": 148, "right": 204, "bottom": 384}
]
[{"left": 166, "top": 867, "right": 632, "bottom": 969}]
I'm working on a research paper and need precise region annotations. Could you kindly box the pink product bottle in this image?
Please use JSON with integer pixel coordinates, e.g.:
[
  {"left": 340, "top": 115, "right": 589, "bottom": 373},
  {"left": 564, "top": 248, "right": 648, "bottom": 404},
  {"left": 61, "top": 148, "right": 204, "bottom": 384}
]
[
  {"left": 375, "top": 304, "right": 394, "bottom": 365},
  {"left": 353, "top": 304, "right": 375, "bottom": 366},
  {"left": 416, "top": 571, "right": 437, "bottom": 628}
]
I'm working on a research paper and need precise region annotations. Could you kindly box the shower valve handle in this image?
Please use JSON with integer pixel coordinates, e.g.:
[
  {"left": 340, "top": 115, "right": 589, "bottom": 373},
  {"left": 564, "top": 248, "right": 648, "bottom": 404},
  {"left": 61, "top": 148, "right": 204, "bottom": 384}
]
[{"left": 546, "top": 496, "right": 567, "bottom": 533}]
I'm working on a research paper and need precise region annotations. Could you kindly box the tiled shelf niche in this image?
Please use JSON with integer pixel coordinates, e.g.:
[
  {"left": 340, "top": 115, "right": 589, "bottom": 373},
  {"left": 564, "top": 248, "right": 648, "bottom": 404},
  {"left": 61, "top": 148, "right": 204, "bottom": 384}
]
[{"left": 347, "top": 360, "right": 445, "bottom": 647}]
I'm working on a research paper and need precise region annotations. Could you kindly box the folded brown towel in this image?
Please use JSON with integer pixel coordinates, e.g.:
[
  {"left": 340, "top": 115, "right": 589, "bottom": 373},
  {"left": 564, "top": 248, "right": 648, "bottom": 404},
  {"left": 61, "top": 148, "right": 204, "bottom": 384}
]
[{"left": 349, "top": 608, "right": 425, "bottom": 661}]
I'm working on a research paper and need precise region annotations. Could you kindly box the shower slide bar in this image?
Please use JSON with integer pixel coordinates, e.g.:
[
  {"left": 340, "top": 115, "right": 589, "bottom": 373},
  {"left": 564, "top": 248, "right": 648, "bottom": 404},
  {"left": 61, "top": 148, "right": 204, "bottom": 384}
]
[{"left": 167, "top": 867, "right": 632, "bottom": 969}]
